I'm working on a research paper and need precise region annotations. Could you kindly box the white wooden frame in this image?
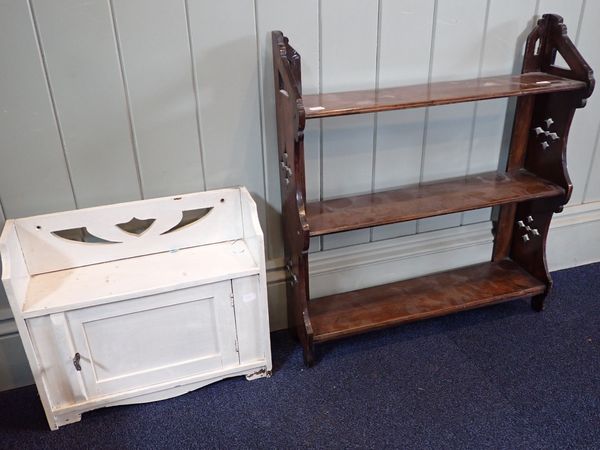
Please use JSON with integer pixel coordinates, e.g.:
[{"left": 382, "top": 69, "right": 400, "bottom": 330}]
[{"left": 0, "top": 187, "right": 272, "bottom": 430}]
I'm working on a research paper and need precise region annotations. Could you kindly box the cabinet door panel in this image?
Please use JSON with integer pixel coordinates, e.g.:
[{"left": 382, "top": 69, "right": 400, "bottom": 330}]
[{"left": 65, "top": 281, "right": 238, "bottom": 397}]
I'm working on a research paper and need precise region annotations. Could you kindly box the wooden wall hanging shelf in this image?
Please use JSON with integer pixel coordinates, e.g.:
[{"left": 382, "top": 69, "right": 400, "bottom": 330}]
[{"left": 272, "top": 14, "right": 594, "bottom": 366}]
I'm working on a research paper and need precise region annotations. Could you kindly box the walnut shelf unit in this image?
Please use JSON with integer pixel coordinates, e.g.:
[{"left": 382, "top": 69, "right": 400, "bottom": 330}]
[{"left": 272, "top": 14, "right": 594, "bottom": 366}]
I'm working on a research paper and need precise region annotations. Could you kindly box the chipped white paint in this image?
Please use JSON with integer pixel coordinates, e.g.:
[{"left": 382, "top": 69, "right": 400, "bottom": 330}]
[{"left": 0, "top": 187, "right": 271, "bottom": 429}]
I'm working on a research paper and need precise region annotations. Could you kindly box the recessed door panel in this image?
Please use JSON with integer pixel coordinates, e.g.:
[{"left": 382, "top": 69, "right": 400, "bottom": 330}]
[{"left": 66, "top": 281, "right": 238, "bottom": 397}]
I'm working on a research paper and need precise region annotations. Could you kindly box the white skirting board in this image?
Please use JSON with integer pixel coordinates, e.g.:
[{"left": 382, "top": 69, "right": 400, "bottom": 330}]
[{"left": 2, "top": 201, "right": 600, "bottom": 392}]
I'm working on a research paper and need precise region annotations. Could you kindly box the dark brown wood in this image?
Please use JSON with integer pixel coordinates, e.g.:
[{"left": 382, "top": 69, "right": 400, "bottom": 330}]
[
  {"left": 491, "top": 94, "right": 535, "bottom": 262},
  {"left": 272, "top": 31, "right": 315, "bottom": 365},
  {"left": 310, "top": 259, "right": 545, "bottom": 343},
  {"left": 303, "top": 73, "right": 585, "bottom": 119},
  {"left": 306, "top": 170, "right": 563, "bottom": 236},
  {"left": 492, "top": 203, "right": 517, "bottom": 262},
  {"left": 502, "top": 14, "right": 594, "bottom": 312},
  {"left": 272, "top": 13, "right": 594, "bottom": 366}
]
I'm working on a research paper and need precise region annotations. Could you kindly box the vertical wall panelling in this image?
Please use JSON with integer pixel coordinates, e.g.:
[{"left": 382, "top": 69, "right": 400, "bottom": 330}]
[
  {"left": 110, "top": 0, "right": 205, "bottom": 199},
  {"left": 186, "top": 0, "right": 266, "bottom": 230},
  {"left": 320, "top": 0, "right": 379, "bottom": 250},
  {"left": 255, "top": 0, "right": 320, "bottom": 260},
  {"left": 0, "top": 0, "right": 76, "bottom": 217},
  {"left": 565, "top": 0, "right": 600, "bottom": 203},
  {"left": 462, "top": 0, "right": 538, "bottom": 225},
  {"left": 31, "top": 0, "right": 142, "bottom": 208},
  {"left": 418, "top": 0, "right": 488, "bottom": 233},
  {"left": 370, "top": 0, "right": 435, "bottom": 241}
]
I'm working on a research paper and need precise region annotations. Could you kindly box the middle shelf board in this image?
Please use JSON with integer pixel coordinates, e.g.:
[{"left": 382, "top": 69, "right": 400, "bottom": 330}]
[
  {"left": 309, "top": 259, "right": 545, "bottom": 343},
  {"left": 303, "top": 72, "right": 586, "bottom": 119},
  {"left": 306, "top": 169, "right": 563, "bottom": 236}
]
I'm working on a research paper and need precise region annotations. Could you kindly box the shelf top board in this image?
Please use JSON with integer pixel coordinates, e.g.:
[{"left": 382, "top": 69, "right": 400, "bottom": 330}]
[
  {"left": 306, "top": 170, "right": 563, "bottom": 236},
  {"left": 309, "top": 259, "right": 545, "bottom": 343},
  {"left": 22, "top": 240, "right": 259, "bottom": 318},
  {"left": 303, "top": 72, "right": 586, "bottom": 118}
]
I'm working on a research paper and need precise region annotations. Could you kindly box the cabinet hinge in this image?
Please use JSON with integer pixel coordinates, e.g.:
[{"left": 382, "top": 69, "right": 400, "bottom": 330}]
[
  {"left": 234, "top": 337, "right": 239, "bottom": 353},
  {"left": 230, "top": 293, "right": 235, "bottom": 308}
]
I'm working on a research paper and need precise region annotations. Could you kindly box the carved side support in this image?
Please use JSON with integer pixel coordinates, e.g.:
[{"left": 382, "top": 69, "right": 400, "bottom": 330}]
[
  {"left": 494, "top": 14, "right": 594, "bottom": 311},
  {"left": 272, "top": 31, "right": 314, "bottom": 365}
]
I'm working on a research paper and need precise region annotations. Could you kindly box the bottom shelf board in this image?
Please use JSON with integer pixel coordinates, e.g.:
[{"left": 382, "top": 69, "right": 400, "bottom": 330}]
[{"left": 309, "top": 259, "right": 545, "bottom": 343}]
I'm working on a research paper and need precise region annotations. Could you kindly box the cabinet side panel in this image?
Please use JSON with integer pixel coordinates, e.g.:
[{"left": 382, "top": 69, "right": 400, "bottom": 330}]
[
  {"left": 233, "top": 276, "right": 271, "bottom": 367},
  {"left": 1, "top": 222, "right": 29, "bottom": 308},
  {"left": 0, "top": 222, "right": 56, "bottom": 428}
]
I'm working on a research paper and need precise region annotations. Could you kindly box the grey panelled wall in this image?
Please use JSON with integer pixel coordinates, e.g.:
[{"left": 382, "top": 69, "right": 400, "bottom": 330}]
[{"left": 1, "top": 0, "right": 600, "bottom": 389}]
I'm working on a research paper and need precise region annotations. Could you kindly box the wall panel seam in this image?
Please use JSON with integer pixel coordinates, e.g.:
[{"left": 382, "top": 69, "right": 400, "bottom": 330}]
[
  {"left": 574, "top": 0, "right": 586, "bottom": 45},
  {"left": 461, "top": 0, "right": 491, "bottom": 226},
  {"left": 318, "top": 0, "right": 324, "bottom": 250},
  {"left": 369, "top": 0, "right": 383, "bottom": 242},
  {"left": 574, "top": 0, "right": 590, "bottom": 202},
  {"left": 183, "top": 0, "right": 208, "bottom": 192},
  {"left": 251, "top": 0, "right": 269, "bottom": 212},
  {"left": 416, "top": 0, "right": 439, "bottom": 233},
  {"left": 27, "top": 0, "right": 78, "bottom": 209},
  {"left": 108, "top": 0, "right": 144, "bottom": 200}
]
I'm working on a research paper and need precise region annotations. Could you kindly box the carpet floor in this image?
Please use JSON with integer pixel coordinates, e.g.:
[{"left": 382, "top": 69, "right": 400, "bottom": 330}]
[{"left": 0, "top": 262, "right": 599, "bottom": 449}]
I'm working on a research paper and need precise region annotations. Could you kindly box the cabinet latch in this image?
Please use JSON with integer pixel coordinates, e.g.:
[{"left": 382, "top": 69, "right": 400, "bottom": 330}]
[{"left": 73, "top": 352, "right": 81, "bottom": 371}]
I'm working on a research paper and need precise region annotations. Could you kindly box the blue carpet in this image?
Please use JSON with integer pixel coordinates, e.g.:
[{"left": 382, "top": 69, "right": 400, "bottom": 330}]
[{"left": 0, "top": 262, "right": 599, "bottom": 449}]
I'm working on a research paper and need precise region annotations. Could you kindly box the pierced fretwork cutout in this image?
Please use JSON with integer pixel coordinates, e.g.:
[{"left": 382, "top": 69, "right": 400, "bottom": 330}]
[
  {"left": 116, "top": 217, "right": 156, "bottom": 236},
  {"left": 516, "top": 216, "right": 540, "bottom": 244},
  {"left": 533, "top": 38, "right": 541, "bottom": 56},
  {"left": 161, "top": 208, "right": 213, "bottom": 235},
  {"left": 532, "top": 117, "right": 560, "bottom": 150},
  {"left": 52, "top": 227, "right": 121, "bottom": 244},
  {"left": 281, "top": 145, "right": 292, "bottom": 186}
]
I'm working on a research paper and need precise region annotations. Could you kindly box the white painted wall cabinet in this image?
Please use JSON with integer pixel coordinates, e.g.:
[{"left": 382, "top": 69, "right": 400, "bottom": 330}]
[{"left": 0, "top": 187, "right": 271, "bottom": 430}]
